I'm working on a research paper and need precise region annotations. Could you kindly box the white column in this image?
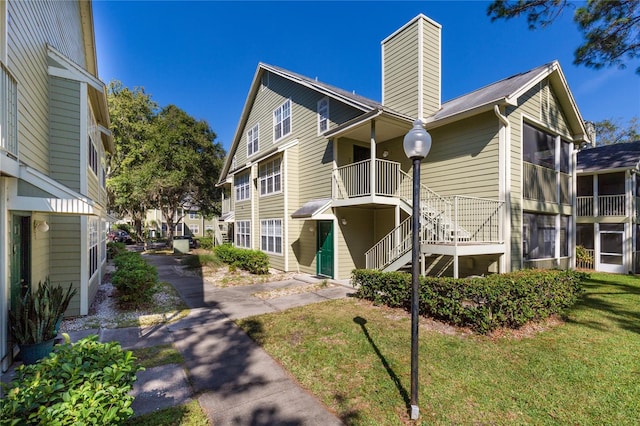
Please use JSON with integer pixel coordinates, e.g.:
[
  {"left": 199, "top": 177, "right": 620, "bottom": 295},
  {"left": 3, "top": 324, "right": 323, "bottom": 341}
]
[{"left": 370, "top": 121, "right": 376, "bottom": 196}]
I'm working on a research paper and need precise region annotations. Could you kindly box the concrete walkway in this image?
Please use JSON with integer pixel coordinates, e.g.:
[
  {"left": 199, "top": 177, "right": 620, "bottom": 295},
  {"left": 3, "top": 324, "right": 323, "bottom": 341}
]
[{"left": 71, "top": 254, "right": 353, "bottom": 425}]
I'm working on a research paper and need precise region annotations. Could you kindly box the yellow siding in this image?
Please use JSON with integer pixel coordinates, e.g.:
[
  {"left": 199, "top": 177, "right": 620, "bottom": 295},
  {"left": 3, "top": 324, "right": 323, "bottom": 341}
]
[
  {"left": 48, "top": 215, "right": 82, "bottom": 316},
  {"left": 337, "top": 207, "right": 375, "bottom": 278},
  {"left": 383, "top": 19, "right": 420, "bottom": 118},
  {"left": 31, "top": 214, "right": 51, "bottom": 288},
  {"left": 286, "top": 145, "right": 299, "bottom": 272},
  {"left": 425, "top": 111, "right": 500, "bottom": 199},
  {"left": 7, "top": 0, "right": 84, "bottom": 173},
  {"left": 421, "top": 17, "right": 440, "bottom": 116}
]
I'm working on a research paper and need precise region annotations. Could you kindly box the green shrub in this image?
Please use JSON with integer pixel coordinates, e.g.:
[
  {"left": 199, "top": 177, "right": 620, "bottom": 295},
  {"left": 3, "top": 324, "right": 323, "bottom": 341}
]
[
  {"left": 352, "top": 269, "right": 586, "bottom": 334},
  {"left": 196, "top": 237, "right": 214, "bottom": 250},
  {"left": 0, "top": 335, "right": 143, "bottom": 425},
  {"left": 111, "top": 251, "right": 158, "bottom": 308},
  {"left": 214, "top": 244, "right": 269, "bottom": 274},
  {"left": 107, "top": 241, "right": 127, "bottom": 260}
]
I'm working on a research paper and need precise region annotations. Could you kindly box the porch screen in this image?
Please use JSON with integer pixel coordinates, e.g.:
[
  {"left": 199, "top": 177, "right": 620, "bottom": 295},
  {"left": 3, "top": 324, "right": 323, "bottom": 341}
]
[{"left": 523, "top": 212, "right": 558, "bottom": 260}]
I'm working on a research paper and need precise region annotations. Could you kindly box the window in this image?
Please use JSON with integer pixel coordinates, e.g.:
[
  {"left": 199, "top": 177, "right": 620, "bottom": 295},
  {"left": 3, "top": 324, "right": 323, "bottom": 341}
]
[
  {"left": 189, "top": 224, "right": 199, "bottom": 235},
  {"left": 0, "top": 64, "right": 18, "bottom": 156},
  {"left": 88, "top": 217, "right": 99, "bottom": 278},
  {"left": 559, "top": 139, "right": 572, "bottom": 174},
  {"left": 88, "top": 136, "right": 98, "bottom": 175},
  {"left": 236, "top": 220, "right": 251, "bottom": 248},
  {"left": 235, "top": 172, "right": 250, "bottom": 201},
  {"left": 261, "top": 219, "right": 282, "bottom": 254},
  {"left": 273, "top": 99, "right": 291, "bottom": 140},
  {"left": 317, "top": 98, "right": 329, "bottom": 133},
  {"left": 523, "top": 212, "right": 557, "bottom": 260},
  {"left": 523, "top": 123, "right": 556, "bottom": 169},
  {"left": 259, "top": 158, "right": 282, "bottom": 196},
  {"left": 188, "top": 211, "right": 198, "bottom": 220},
  {"left": 247, "top": 124, "right": 259, "bottom": 156}
]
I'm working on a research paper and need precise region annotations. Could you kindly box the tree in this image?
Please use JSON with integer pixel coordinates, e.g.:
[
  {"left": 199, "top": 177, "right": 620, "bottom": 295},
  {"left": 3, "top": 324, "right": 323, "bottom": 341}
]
[
  {"left": 144, "top": 105, "right": 225, "bottom": 244},
  {"left": 487, "top": 0, "right": 640, "bottom": 74},
  {"left": 591, "top": 117, "right": 640, "bottom": 146},
  {"left": 106, "top": 81, "right": 158, "bottom": 239}
]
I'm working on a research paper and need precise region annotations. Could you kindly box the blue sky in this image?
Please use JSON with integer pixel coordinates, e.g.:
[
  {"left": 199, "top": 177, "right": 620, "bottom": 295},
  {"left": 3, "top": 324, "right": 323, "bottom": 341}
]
[{"left": 93, "top": 1, "right": 640, "bottom": 151}]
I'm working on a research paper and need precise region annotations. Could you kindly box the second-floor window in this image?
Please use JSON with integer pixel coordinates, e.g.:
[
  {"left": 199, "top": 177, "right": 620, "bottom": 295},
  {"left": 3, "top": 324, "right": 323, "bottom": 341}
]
[
  {"left": 317, "top": 98, "right": 329, "bottom": 133},
  {"left": 88, "top": 136, "right": 98, "bottom": 176},
  {"left": 247, "top": 124, "right": 259, "bottom": 157},
  {"left": 259, "top": 158, "right": 282, "bottom": 196},
  {"left": 188, "top": 211, "right": 198, "bottom": 220},
  {"left": 274, "top": 99, "right": 291, "bottom": 141},
  {"left": 235, "top": 172, "right": 250, "bottom": 202}
]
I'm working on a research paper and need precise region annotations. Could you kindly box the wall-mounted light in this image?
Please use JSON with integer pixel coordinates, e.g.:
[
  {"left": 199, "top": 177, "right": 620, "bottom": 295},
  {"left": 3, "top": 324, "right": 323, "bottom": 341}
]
[
  {"left": 341, "top": 218, "right": 348, "bottom": 226},
  {"left": 34, "top": 220, "right": 50, "bottom": 233},
  {"left": 382, "top": 150, "right": 389, "bottom": 158},
  {"left": 309, "top": 226, "right": 314, "bottom": 232}
]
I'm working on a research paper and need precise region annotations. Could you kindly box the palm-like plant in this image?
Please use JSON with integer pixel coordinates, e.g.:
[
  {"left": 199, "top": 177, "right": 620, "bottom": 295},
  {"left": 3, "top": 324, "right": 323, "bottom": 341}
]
[{"left": 9, "top": 278, "right": 76, "bottom": 345}]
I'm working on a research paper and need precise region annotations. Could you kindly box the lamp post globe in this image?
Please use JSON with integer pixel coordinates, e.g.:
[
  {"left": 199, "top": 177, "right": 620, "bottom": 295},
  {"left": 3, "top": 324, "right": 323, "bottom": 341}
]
[
  {"left": 403, "top": 119, "right": 432, "bottom": 159},
  {"left": 404, "top": 118, "right": 432, "bottom": 421}
]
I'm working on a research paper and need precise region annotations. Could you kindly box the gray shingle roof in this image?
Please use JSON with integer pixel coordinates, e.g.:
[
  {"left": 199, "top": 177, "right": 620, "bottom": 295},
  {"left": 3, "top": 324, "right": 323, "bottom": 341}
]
[
  {"left": 577, "top": 141, "right": 640, "bottom": 172},
  {"left": 431, "top": 62, "right": 556, "bottom": 121}
]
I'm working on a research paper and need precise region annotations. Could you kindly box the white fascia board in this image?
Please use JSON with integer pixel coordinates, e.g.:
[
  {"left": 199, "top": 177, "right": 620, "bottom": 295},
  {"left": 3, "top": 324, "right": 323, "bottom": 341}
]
[
  {"left": 47, "top": 45, "right": 104, "bottom": 91},
  {"left": 8, "top": 195, "right": 95, "bottom": 215},
  {"left": 19, "top": 164, "right": 94, "bottom": 206}
]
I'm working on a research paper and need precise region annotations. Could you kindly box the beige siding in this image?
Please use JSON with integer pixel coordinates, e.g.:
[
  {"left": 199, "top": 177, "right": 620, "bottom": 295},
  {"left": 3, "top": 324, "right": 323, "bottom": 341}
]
[
  {"left": 383, "top": 16, "right": 441, "bottom": 118},
  {"left": 383, "top": 19, "right": 420, "bottom": 118},
  {"left": 286, "top": 145, "right": 299, "bottom": 272},
  {"left": 337, "top": 207, "right": 375, "bottom": 278},
  {"left": 421, "top": 17, "right": 440, "bottom": 116},
  {"left": 294, "top": 219, "right": 318, "bottom": 275},
  {"left": 49, "top": 76, "right": 81, "bottom": 192},
  {"left": 30, "top": 214, "right": 51, "bottom": 288},
  {"left": 7, "top": 0, "right": 84, "bottom": 173},
  {"left": 425, "top": 111, "right": 500, "bottom": 199},
  {"left": 48, "top": 215, "right": 82, "bottom": 316}
]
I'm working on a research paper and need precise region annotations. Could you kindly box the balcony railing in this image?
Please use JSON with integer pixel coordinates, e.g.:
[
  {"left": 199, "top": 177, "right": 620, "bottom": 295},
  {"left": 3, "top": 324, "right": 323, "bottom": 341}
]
[
  {"left": 1, "top": 62, "right": 18, "bottom": 158},
  {"left": 576, "top": 195, "right": 627, "bottom": 216},
  {"left": 334, "top": 159, "right": 412, "bottom": 199}
]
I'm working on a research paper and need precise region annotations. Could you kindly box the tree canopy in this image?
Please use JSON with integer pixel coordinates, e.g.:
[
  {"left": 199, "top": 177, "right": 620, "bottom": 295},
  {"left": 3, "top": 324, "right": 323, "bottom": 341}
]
[
  {"left": 107, "top": 82, "right": 226, "bottom": 241},
  {"left": 591, "top": 117, "right": 640, "bottom": 146},
  {"left": 487, "top": 0, "right": 640, "bottom": 74}
]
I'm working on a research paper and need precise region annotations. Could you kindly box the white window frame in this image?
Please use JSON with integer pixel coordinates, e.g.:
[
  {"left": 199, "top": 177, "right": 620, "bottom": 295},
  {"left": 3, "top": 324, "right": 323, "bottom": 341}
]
[
  {"left": 88, "top": 136, "right": 98, "bottom": 176},
  {"left": 317, "top": 97, "right": 329, "bottom": 134},
  {"left": 273, "top": 99, "right": 291, "bottom": 141},
  {"left": 261, "top": 219, "right": 282, "bottom": 255},
  {"left": 88, "top": 217, "right": 99, "bottom": 278},
  {"left": 259, "top": 157, "right": 282, "bottom": 196},
  {"left": 236, "top": 220, "right": 251, "bottom": 248},
  {"left": 188, "top": 211, "right": 198, "bottom": 220},
  {"left": 247, "top": 123, "right": 259, "bottom": 157},
  {"left": 189, "top": 224, "right": 199, "bottom": 235},
  {"left": 235, "top": 172, "right": 250, "bottom": 202}
]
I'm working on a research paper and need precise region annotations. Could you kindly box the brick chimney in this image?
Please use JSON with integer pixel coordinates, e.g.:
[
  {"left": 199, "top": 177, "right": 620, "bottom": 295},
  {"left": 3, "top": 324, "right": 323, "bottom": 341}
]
[{"left": 381, "top": 14, "right": 442, "bottom": 119}]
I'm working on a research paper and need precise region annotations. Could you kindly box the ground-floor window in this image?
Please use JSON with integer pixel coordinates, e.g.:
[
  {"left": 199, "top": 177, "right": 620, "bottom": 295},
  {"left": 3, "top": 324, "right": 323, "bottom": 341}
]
[
  {"left": 236, "top": 220, "right": 251, "bottom": 248},
  {"left": 89, "top": 217, "right": 99, "bottom": 278},
  {"left": 189, "top": 224, "right": 199, "bottom": 235},
  {"left": 260, "top": 219, "right": 282, "bottom": 254},
  {"left": 523, "top": 212, "right": 569, "bottom": 260},
  {"left": 600, "top": 223, "right": 624, "bottom": 265}
]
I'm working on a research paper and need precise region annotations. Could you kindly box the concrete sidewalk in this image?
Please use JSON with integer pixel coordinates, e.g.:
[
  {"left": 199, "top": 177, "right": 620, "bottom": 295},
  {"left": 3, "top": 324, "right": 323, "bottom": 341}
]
[{"left": 71, "top": 254, "right": 353, "bottom": 425}]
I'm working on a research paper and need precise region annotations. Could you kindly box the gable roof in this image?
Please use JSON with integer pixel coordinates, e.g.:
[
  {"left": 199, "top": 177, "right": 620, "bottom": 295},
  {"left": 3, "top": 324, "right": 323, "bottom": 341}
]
[
  {"left": 577, "top": 141, "right": 640, "bottom": 173},
  {"left": 218, "top": 60, "right": 590, "bottom": 185}
]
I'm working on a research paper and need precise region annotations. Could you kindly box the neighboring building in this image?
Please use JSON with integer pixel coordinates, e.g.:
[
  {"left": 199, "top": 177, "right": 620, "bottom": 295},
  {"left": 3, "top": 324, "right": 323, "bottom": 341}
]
[
  {"left": 217, "top": 14, "right": 590, "bottom": 280},
  {"left": 0, "top": 1, "right": 112, "bottom": 369},
  {"left": 144, "top": 208, "right": 227, "bottom": 242},
  {"left": 576, "top": 141, "right": 640, "bottom": 273}
]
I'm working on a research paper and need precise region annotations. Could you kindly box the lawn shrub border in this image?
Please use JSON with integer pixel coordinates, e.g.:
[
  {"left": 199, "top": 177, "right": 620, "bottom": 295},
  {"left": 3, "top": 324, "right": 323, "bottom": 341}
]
[
  {"left": 111, "top": 251, "right": 158, "bottom": 308},
  {"left": 352, "top": 269, "right": 586, "bottom": 334},
  {"left": 213, "top": 244, "right": 269, "bottom": 274}
]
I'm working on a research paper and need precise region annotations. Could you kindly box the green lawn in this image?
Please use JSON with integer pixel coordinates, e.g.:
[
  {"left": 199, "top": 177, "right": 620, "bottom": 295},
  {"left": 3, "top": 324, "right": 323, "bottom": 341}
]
[{"left": 237, "top": 272, "right": 640, "bottom": 425}]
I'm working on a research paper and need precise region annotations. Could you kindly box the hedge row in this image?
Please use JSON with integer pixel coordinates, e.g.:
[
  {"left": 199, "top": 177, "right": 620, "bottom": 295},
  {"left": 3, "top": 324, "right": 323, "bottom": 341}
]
[
  {"left": 0, "top": 335, "right": 142, "bottom": 425},
  {"left": 352, "top": 269, "right": 586, "bottom": 334},
  {"left": 111, "top": 251, "right": 158, "bottom": 308},
  {"left": 214, "top": 244, "right": 269, "bottom": 274}
]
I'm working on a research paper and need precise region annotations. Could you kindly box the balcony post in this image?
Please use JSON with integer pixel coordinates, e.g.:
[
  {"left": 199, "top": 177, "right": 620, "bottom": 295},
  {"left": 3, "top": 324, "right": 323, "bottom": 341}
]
[{"left": 370, "top": 120, "right": 376, "bottom": 196}]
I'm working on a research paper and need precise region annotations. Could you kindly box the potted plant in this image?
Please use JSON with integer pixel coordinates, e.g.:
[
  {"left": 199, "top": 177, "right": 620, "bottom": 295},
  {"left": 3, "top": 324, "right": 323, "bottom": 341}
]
[{"left": 9, "top": 278, "right": 76, "bottom": 365}]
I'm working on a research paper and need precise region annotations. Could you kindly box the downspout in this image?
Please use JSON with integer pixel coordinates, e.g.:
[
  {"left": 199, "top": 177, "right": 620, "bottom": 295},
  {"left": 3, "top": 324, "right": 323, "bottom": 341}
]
[{"left": 494, "top": 105, "right": 511, "bottom": 272}]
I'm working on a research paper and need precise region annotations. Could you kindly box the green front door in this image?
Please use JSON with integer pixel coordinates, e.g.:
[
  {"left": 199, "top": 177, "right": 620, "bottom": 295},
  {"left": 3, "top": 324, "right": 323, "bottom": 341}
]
[
  {"left": 10, "top": 215, "right": 30, "bottom": 311},
  {"left": 317, "top": 221, "right": 334, "bottom": 278}
]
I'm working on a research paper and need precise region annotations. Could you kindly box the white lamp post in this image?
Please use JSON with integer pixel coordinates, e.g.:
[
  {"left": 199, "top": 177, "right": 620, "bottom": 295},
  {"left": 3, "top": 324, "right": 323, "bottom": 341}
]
[{"left": 403, "top": 119, "right": 432, "bottom": 420}]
